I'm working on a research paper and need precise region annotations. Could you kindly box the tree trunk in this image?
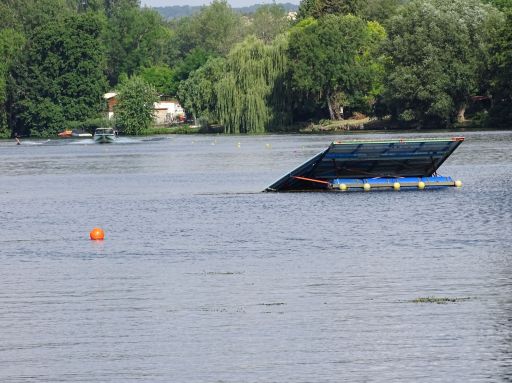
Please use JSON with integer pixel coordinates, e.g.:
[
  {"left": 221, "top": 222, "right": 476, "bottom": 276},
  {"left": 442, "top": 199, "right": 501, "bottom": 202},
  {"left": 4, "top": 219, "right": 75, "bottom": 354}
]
[
  {"left": 327, "top": 93, "right": 336, "bottom": 120},
  {"left": 327, "top": 92, "right": 342, "bottom": 120},
  {"left": 457, "top": 103, "right": 466, "bottom": 123}
]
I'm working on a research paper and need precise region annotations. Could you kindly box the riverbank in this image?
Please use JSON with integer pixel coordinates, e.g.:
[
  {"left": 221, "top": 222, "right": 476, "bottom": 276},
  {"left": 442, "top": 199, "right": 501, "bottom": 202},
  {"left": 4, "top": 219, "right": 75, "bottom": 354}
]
[
  {"left": 298, "top": 117, "right": 510, "bottom": 134},
  {"left": 142, "top": 124, "right": 226, "bottom": 135},
  {"left": 145, "top": 116, "right": 508, "bottom": 136},
  {"left": 9, "top": 117, "right": 509, "bottom": 140}
]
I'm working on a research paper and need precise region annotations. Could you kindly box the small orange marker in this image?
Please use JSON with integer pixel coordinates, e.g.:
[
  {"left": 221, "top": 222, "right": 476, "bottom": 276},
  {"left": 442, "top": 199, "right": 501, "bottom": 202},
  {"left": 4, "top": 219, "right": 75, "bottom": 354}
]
[{"left": 90, "top": 227, "right": 105, "bottom": 240}]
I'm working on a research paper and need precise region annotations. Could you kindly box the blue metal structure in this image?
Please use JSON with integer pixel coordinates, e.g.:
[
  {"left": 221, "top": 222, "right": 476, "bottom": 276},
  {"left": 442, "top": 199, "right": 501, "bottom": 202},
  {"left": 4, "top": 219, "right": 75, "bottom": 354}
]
[{"left": 266, "top": 137, "right": 464, "bottom": 192}]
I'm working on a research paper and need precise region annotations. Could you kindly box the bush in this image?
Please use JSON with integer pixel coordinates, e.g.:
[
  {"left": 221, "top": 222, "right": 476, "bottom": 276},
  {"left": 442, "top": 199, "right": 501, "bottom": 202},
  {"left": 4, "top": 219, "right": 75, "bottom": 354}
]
[
  {"left": 68, "top": 117, "right": 112, "bottom": 133},
  {"left": 115, "top": 76, "right": 159, "bottom": 135}
]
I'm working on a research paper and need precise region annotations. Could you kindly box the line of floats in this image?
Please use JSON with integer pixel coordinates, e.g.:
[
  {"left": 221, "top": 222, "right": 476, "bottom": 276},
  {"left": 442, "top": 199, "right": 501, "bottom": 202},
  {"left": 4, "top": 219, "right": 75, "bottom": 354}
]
[{"left": 293, "top": 175, "right": 463, "bottom": 191}]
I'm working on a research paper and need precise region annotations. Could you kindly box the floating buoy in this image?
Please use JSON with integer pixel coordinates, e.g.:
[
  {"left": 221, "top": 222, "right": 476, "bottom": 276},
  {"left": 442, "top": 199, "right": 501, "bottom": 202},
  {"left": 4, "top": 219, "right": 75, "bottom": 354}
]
[
  {"left": 418, "top": 181, "right": 426, "bottom": 190},
  {"left": 89, "top": 227, "right": 105, "bottom": 240},
  {"left": 363, "top": 183, "right": 371, "bottom": 191},
  {"left": 339, "top": 183, "right": 347, "bottom": 191},
  {"left": 393, "top": 182, "right": 401, "bottom": 191},
  {"left": 237, "top": 142, "right": 241, "bottom": 148},
  {"left": 455, "top": 180, "right": 462, "bottom": 188}
]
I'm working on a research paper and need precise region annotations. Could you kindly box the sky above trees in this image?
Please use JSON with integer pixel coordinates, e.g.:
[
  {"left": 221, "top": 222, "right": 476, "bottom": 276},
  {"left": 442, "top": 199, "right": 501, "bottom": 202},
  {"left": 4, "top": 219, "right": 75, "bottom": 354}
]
[{"left": 141, "top": 0, "right": 299, "bottom": 7}]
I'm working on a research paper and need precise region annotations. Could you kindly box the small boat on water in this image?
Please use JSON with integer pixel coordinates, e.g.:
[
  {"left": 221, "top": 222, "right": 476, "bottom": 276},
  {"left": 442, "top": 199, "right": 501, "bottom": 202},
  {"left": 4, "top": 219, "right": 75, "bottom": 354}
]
[
  {"left": 58, "top": 129, "right": 73, "bottom": 138},
  {"left": 93, "top": 127, "right": 117, "bottom": 143},
  {"left": 71, "top": 130, "right": 92, "bottom": 138},
  {"left": 58, "top": 129, "right": 93, "bottom": 138},
  {"left": 266, "top": 137, "right": 464, "bottom": 192}
]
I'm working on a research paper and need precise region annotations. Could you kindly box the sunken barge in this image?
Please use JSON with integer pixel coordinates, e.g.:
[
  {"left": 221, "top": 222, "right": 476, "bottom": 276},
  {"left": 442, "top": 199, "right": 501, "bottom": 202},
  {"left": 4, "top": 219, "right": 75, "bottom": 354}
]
[{"left": 266, "top": 137, "right": 464, "bottom": 192}]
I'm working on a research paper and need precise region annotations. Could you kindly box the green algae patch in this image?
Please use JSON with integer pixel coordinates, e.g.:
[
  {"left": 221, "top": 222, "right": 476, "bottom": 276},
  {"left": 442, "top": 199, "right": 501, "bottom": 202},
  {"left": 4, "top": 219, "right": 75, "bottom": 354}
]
[{"left": 411, "top": 297, "right": 472, "bottom": 304}]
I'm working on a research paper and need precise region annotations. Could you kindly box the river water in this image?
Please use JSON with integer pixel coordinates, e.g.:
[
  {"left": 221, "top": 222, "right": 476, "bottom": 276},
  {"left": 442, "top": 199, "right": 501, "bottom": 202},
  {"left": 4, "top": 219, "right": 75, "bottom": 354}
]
[{"left": 0, "top": 131, "right": 511, "bottom": 382}]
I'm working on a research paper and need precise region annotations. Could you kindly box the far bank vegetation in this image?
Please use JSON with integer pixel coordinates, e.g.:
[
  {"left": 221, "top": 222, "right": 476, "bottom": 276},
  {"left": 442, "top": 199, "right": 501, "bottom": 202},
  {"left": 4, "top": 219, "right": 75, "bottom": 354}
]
[{"left": 1, "top": 0, "right": 511, "bottom": 137}]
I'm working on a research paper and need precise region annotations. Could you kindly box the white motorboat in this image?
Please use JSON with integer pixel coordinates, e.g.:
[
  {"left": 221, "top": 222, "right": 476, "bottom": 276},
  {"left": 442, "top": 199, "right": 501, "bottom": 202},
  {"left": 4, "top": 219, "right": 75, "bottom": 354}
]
[
  {"left": 71, "top": 130, "right": 92, "bottom": 138},
  {"left": 93, "top": 127, "right": 117, "bottom": 143}
]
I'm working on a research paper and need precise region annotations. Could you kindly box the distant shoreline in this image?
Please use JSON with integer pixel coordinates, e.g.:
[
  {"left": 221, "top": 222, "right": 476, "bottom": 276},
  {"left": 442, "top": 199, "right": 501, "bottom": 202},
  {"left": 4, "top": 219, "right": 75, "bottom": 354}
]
[{"left": 151, "top": 2, "right": 299, "bottom": 20}]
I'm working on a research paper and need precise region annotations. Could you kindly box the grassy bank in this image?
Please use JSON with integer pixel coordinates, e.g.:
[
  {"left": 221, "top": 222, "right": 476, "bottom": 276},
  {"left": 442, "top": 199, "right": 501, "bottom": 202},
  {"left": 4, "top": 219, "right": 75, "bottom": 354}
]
[
  {"left": 298, "top": 116, "right": 509, "bottom": 134},
  {"left": 141, "top": 125, "right": 200, "bottom": 135},
  {"left": 140, "top": 124, "right": 229, "bottom": 135}
]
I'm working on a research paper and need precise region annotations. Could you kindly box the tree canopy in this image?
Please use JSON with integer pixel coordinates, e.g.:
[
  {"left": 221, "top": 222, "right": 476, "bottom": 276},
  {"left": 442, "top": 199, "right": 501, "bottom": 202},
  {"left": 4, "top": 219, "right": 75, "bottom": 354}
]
[
  {"left": 11, "top": 12, "right": 108, "bottom": 136},
  {"left": 382, "top": 0, "right": 502, "bottom": 126},
  {"left": 288, "top": 15, "right": 385, "bottom": 120},
  {"left": 0, "top": 0, "right": 511, "bottom": 136},
  {"left": 217, "top": 35, "right": 290, "bottom": 133},
  {"left": 105, "top": 6, "right": 171, "bottom": 85},
  {"left": 488, "top": 9, "right": 512, "bottom": 126},
  {"left": 298, "top": 0, "right": 367, "bottom": 19},
  {"left": 114, "top": 76, "right": 158, "bottom": 135}
]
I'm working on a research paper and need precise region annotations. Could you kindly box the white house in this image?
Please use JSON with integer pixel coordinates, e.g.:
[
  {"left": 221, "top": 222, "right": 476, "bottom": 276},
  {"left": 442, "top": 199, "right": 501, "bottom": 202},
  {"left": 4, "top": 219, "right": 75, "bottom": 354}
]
[
  {"left": 103, "top": 93, "right": 186, "bottom": 124},
  {"left": 153, "top": 100, "right": 185, "bottom": 125},
  {"left": 103, "top": 92, "right": 118, "bottom": 120}
]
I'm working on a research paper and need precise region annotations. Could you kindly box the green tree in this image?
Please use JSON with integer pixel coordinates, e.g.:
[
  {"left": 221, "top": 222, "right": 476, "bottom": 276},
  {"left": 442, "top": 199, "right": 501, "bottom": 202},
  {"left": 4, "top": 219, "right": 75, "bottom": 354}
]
[
  {"left": 173, "top": 48, "right": 212, "bottom": 83},
  {"left": 105, "top": 6, "right": 171, "bottom": 85},
  {"left": 216, "top": 35, "right": 290, "bottom": 133},
  {"left": 139, "top": 65, "right": 176, "bottom": 95},
  {"left": 0, "top": 28, "right": 25, "bottom": 137},
  {"left": 249, "top": 4, "right": 290, "bottom": 43},
  {"left": 114, "top": 76, "right": 158, "bottom": 134},
  {"left": 103, "top": 0, "right": 141, "bottom": 17},
  {"left": 0, "top": 0, "right": 75, "bottom": 34},
  {"left": 177, "top": 57, "right": 226, "bottom": 125},
  {"left": 488, "top": 9, "right": 512, "bottom": 127},
  {"left": 0, "top": 1, "right": 20, "bottom": 30},
  {"left": 11, "top": 12, "right": 108, "bottom": 136},
  {"left": 362, "top": 0, "right": 402, "bottom": 23},
  {"left": 483, "top": 0, "right": 512, "bottom": 11},
  {"left": 297, "top": 0, "right": 367, "bottom": 19},
  {"left": 288, "top": 15, "right": 385, "bottom": 120},
  {"left": 171, "top": 0, "right": 246, "bottom": 57},
  {"left": 297, "top": 0, "right": 317, "bottom": 20},
  {"left": 383, "top": 0, "right": 502, "bottom": 126}
]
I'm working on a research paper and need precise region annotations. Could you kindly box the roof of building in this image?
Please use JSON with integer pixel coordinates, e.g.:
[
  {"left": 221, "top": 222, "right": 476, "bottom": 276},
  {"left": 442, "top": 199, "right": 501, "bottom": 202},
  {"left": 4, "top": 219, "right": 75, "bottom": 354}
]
[{"left": 103, "top": 92, "right": 117, "bottom": 99}]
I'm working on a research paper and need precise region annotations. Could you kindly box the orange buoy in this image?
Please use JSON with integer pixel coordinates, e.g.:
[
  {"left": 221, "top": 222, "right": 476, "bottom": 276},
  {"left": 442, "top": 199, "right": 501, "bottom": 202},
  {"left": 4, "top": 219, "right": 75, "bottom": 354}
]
[{"left": 89, "top": 227, "right": 105, "bottom": 240}]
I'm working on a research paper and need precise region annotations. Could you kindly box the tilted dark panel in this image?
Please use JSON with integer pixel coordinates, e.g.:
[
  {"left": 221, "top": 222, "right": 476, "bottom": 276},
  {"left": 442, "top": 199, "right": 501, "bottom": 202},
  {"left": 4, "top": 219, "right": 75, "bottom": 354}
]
[{"left": 266, "top": 138, "right": 464, "bottom": 191}]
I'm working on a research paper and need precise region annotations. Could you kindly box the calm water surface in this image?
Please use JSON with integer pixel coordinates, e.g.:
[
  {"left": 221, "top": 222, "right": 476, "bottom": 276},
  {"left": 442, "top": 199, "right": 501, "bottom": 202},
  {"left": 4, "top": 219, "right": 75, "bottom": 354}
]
[{"left": 0, "top": 131, "right": 511, "bottom": 382}]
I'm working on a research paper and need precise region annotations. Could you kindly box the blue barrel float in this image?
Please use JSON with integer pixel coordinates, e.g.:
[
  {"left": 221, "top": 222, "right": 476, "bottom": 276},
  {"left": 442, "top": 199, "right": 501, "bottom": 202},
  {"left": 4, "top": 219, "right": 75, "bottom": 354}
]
[{"left": 265, "top": 137, "right": 464, "bottom": 192}]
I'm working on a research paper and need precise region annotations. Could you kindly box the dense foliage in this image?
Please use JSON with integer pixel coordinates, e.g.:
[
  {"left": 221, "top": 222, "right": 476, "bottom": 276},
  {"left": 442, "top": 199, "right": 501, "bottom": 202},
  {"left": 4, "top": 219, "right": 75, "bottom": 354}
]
[
  {"left": 288, "top": 15, "right": 385, "bottom": 120},
  {"left": 0, "top": 0, "right": 511, "bottom": 137},
  {"left": 488, "top": 8, "right": 512, "bottom": 127},
  {"left": 115, "top": 76, "right": 158, "bottom": 135},
  {"left": 217, "top": 35, "right": 290, "bottom": 133},
  {"left": 382, "top": 0, "right": 501, "bottom": 126},
  {"left": 11, "top": 12, "right": 107, "bottom": 137}
]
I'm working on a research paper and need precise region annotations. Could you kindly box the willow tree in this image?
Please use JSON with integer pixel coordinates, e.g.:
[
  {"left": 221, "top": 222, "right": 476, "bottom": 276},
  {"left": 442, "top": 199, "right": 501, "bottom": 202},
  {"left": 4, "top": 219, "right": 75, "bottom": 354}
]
[{"left": 216, "top": 35, "right": 290, "bottom": 134}]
